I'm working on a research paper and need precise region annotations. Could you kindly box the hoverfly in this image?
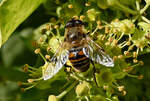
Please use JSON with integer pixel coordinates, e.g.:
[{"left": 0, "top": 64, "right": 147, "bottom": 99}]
[{"left": 43, "top": 19, "right": 114, "bottom": 80}]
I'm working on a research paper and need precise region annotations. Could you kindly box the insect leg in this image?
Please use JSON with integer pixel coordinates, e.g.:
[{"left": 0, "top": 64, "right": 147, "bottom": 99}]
[
  {"left": 91, "top": 60, "right": 99, "bottom": 87},
  {"left": 64, "top": 64, "right": 72, "bottom": 80}
]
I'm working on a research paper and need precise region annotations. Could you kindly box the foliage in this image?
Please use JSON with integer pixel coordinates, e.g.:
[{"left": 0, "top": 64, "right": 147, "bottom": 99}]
[{"left": 0, "top": 0, "right": 150, "bottom": 101}]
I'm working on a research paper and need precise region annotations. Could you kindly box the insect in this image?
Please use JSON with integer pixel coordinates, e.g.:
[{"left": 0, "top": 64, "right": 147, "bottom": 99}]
[{"left": 43, "top": 19, "right": 114, "bottom": 80}]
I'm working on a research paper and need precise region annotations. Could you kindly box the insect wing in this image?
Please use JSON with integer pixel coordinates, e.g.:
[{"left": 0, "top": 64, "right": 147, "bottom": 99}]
[
  {"left": 83, "top": 37, "right": 114, "bottom": 67},
  {"left": 43, "top": 47, "right": 69, "bottom": 80}
]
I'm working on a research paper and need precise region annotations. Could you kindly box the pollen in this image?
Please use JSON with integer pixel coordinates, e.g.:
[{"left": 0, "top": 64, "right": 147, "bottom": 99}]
[
  {"left": 118, "top": 55, "right": 124, "bottom": 59},
  {"left": 138, "top": 75, "right": 144, "bottom": 79},
  {"left": 126, "top": 41, "right": 131, "bottom": 46},
  {"left": 123, "top": 67, "right": 133, "bottom": 72},
  {"left": 39, "top": 37, "right": 43, "bottom": 42},
  {"left": 139, "top": 61, "right": 144, "bottom": 66},
  {"left": 133, "top": 59, "right": 138, "bottom": 63},
  {"left": 85, "top": 2, "right": 91, "bottom": 6},
  {"left": 122, "top": 90, "right": 127, "bottom": 96},
  {"left": 105, "top": 27, "right": 109, "bottom": 33},
  {"left": 118, "top": 86, "right": 124, "bottom": 92},
  {"left": 54, "top": 25, "right": 59, "bottom": 29},
  {"left": 80, "top": 15, "right": 85, "bottom": 21},
  {"left": 27, "top": 79, "right": 34, "bottom": 83},
  {"left": 68, "top": 4, "right": 73, "bottom": 9},
  {"left": 22, "top": 64, "right": 29, "bottom": 72},
  {"left": 133, "top": 52, "right": 137, "bottom": 58},
  {"left": 124, "top": 51, "right": 130, "bottom": 56},
  {"left": 34, "top": 48, "right": 40, "bottom": 54},
  {"left": 114, "top": 19, "right": 119, "bottom": 22},
  {"left": 113, "top": 56, "right": 118, "bottom": 61},
  {"left": 45, "top": 55, "right": 50, "bottom": 60},
  {"left": 46, "top": 24, "right": 50, "bottom": 30},
  {"left": 18, "top": 81, "right": 22, "bottom": 86},
  {"left": 103, "top": 85, "right": 108, "bottom": 90},
  {"left": 47, "top": 46, "right": 51, "bottom": 52}
]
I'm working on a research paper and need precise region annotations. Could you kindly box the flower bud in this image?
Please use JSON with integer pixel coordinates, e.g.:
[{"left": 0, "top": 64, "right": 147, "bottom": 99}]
[
  {"left": 97, "top": 0, "right": 109, "bottom": 9},
  {"left": 112, "top": 96, "right": 119, "bottom": 101},
  {"left": 87, "top": 9, "right": 100, "bottom": 21},
  {"left": 48, "top": 95, "right": 58, "bottom": 101},
  {"left": 50, "top": 17, "right": 56, "bottom": 23},
  {"left": 75, "top": 81, "right": 90, "bottom": 96},
  {"left": 96, "top": 69, "right": 114, "bottom": 86}
]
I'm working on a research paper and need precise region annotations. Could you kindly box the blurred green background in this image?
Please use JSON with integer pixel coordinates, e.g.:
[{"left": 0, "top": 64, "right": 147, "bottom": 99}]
[{"left": 0, "top": 5, "right": 52, "bottom": 101}]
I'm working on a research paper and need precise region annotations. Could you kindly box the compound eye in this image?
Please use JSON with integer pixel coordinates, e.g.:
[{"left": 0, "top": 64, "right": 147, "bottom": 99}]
[
  {"left": 75, "top": 20, "right": 83, "bottom": 25},
  {"left": 65, "top": 22, "right": 73, "bottom": 28}
]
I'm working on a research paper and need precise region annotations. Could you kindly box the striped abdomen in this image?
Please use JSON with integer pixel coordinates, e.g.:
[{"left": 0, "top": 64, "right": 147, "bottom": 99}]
[{"left": 69, "top": 48, "right": 90, "bottom": 72}]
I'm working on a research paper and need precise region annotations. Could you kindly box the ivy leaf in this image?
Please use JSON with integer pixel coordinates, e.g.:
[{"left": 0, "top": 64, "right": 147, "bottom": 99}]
[{"left": 0, "top": 0, "right": 44, "bottom": 47}]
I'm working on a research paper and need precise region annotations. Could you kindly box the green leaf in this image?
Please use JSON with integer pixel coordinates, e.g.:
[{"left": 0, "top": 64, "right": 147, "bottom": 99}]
[{"left": 0, "top": 0, "right": 44, "bottom": 47}]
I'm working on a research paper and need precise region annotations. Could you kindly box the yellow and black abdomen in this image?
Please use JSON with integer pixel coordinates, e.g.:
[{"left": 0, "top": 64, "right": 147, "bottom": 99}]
[{"left": 68, "top": 48, "right": 90, "bottom": 72}]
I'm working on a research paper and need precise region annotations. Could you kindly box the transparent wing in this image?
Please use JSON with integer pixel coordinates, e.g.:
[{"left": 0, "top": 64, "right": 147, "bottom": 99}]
[
  {"left": 43, "top": 44, "right": 69, "bottom": 80},
  {"left": 83, "top": 37, "right": 114, "bottom": 67}
]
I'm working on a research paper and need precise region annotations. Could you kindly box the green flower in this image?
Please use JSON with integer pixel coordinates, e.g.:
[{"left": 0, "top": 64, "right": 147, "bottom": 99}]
[{"left": 96, "top": 69, "right": 114, "bottom": 87}]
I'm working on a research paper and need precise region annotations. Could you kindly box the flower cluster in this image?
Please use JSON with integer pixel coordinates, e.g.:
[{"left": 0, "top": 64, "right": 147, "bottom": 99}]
[{"left": 19, "top": 0, "right": 150, "bottom": 101}]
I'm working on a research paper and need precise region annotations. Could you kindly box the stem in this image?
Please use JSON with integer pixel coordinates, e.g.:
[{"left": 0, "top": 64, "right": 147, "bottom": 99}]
[
  {"left": 132, "top": 15, "right": 139, "bottom": 22},
  {"left": 57, "top": 80, "right": 78, "bottom": 99},
  {"left": 31, "top": 77, "right": 43, "bottom": 82},
  {"left": 39, "top": 52, "right": 47, "bottom": 63},
  {"left": 126, "top": 73, "right": 138, "bottom": 78},
  {"left": 141, "top": 16, "right": 150, "bottom": 23},
  {"left": 140, "top": 4, "right": 150, "bottom": 14},
  {"left": 117, "top": 32, "right": 124, "bottom": 41},
  {"left": 106, "top": 98, "right": 112, "bottom": 101},
  {"left": 85, "top": 96, "right": 90, "bottom": 101},
  {"left": 56, "top": 29, "right": 60, "bottom": 36},
  {"left": 91, "top": 27, "right": 98, "bottom": 36},
  {"left": 24, "top": 84, "right": 37, "bottom": 91},
  {"left": 28, "top": 65, "right": 39, "bottom": 71},
  {"left": 50, "top": 30, "right": 55, "bottom": 37},
  {"left": 136, "top": 0, "right": 140, "bottom": 10},
  {"left": 28, "top": 70, "right": 36, "bottom": 73},
  {"left": 131, "top": 63, "right": 140, "bottom": 68},
  {"left": 115, "top": 1, "right": 137, "bottom": 15}
]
